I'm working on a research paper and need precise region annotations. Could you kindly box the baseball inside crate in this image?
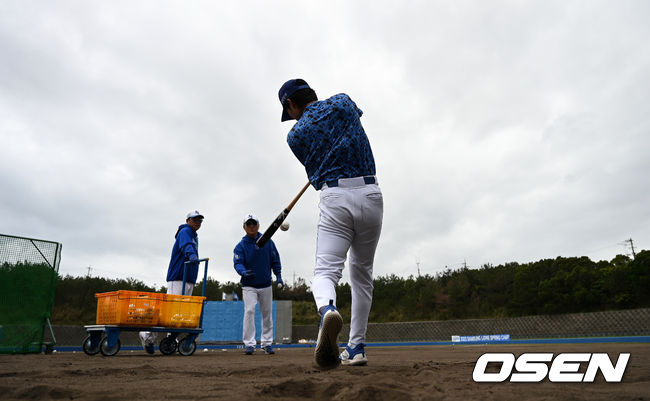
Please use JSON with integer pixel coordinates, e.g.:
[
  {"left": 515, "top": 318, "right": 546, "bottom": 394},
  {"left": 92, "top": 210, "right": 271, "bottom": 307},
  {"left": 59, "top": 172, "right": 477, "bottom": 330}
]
[{"left": 159, "top": 293, "right": 205, "bottom": 328}]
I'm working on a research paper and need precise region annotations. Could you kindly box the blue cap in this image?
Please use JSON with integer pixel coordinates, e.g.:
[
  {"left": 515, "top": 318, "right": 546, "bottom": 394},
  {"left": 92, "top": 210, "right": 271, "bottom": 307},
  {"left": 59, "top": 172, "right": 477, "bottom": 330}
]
[{"left": 279, "top": 79, "right": 311, "bottom": 121}]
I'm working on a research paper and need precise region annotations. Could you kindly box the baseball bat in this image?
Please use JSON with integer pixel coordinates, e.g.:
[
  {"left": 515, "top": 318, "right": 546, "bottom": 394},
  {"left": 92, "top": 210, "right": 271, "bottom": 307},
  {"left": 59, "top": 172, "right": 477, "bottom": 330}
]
[{"left": 256, "top": 181, "right": 311, "bottom": 248}]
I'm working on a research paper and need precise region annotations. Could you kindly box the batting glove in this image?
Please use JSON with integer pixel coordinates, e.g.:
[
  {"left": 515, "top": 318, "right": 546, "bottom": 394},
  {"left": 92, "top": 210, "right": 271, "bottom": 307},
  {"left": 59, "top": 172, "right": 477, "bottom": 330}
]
[{"left": 276, "top": 277, "right": 284, "bottom": 289}]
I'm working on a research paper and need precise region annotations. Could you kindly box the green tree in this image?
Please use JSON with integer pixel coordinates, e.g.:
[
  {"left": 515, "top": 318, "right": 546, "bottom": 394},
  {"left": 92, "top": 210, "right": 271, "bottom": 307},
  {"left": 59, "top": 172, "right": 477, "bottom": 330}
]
[{"left": 45, "top": 248, "right": 650, "bottom": 325}]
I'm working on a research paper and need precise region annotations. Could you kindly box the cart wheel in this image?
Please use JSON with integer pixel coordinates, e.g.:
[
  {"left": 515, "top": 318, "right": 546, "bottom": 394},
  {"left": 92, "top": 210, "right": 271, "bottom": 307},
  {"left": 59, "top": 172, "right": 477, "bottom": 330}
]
[
  {"left": 82, "top": 335, "right": 100, "bottom": 356},
  {"left": 100, "top": 337, "right": 121, "bottom": 356},
  {"left": 159, "top": 336, "right": 177, "bottom": 355},
  {"left": 178, "top": 338, "right": 197, "bottom": 356}
]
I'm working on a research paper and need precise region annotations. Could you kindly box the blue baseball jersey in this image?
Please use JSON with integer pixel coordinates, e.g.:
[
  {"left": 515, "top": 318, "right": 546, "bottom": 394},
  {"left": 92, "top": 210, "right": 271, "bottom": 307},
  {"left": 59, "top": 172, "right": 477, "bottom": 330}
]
[
  {"left": 233, "top": 232, "right": 282, "bottom": 289},
  {"left": 286, "top": 93, "right": 376, "bottom": 190}
]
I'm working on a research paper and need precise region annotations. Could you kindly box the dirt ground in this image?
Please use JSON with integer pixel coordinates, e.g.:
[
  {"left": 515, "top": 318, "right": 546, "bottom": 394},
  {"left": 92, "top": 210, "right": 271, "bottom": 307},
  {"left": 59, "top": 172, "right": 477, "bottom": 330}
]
[{"left": 1, "top": 343, "right": 648, "bottom": 400}]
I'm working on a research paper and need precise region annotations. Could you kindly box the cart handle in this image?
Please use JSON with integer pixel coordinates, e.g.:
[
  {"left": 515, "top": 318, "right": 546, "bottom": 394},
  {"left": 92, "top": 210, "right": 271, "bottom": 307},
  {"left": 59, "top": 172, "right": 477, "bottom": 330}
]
[{"left": 182, "top": 258, "right": 210, "bottom": 296}]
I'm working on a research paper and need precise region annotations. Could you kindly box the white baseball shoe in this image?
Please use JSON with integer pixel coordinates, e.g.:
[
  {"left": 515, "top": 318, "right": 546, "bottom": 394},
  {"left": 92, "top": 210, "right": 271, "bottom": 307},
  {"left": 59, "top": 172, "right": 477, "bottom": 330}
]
[{"left": 340, "top": 343, "right": 368, "bottom": 366}]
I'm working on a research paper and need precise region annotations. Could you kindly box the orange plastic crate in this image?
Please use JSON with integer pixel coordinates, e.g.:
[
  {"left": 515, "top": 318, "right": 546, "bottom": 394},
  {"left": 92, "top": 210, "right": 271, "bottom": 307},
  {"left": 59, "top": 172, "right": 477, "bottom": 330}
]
[
  {"left": 95, "top": 290, "right": 163, "bottom": 326},
  {"left": 158, "top": 293, "right": 206, "bottom": 328}
]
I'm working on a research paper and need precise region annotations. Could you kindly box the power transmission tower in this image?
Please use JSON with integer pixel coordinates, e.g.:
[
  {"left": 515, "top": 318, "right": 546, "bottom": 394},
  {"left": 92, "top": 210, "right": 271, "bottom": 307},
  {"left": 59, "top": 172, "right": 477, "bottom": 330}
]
[{"left": 86, "top": 265, "right": 93, "bottom": 277}]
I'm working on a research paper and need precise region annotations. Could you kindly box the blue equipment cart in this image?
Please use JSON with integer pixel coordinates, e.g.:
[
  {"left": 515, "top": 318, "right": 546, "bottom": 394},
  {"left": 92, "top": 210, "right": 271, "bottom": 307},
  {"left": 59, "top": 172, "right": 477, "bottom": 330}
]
[{"left": 82, "top": 258, "right": 209, "bottom": 356}]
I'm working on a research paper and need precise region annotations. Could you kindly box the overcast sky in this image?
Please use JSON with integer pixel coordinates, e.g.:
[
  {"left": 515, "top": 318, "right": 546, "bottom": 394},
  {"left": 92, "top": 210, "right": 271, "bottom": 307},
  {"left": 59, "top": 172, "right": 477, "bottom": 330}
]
[{"left": 1, "top": 1, "right": 649, "bottom": 289}]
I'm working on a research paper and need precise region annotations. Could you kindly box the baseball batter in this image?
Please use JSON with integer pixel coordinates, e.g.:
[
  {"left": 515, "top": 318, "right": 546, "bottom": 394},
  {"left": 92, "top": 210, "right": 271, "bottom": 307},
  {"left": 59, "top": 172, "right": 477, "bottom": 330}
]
[{"left": 278, "top": 79, "right": 384, "bottom": 368}]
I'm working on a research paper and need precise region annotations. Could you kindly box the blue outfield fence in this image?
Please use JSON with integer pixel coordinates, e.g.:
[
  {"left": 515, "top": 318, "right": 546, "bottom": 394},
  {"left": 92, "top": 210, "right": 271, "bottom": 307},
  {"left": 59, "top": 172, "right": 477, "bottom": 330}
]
[
  {"left": 48, "top": 335, "right": 650, "bottom": 353},
  {"left": 41, "top": 307, "right": 650, "bottom": 352},
  {"left": 200, "top": 301, "right": 277, "bottom": 343}
]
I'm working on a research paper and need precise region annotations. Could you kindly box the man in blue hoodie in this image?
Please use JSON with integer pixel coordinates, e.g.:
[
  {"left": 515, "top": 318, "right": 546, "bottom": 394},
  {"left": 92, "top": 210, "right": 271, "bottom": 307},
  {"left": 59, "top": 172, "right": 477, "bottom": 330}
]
[
  {"left": 165, "top": 210, "right": 203, "bottom": 295},
  {"left": 233, "top": 213, "right": 283, "bottom": 355},
  {"left": 139, "top": 210, "right": 204, "bottom": 354}
]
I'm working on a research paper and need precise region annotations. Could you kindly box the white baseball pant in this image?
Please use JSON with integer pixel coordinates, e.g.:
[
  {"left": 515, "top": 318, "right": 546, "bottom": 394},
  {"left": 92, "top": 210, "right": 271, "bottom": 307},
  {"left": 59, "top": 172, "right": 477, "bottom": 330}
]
[
  {"left": 242, "top": 285, "right": 274, "bottom": 348},
  {"left": 311, "top": 178, "right": 383, "bottom": 348}
]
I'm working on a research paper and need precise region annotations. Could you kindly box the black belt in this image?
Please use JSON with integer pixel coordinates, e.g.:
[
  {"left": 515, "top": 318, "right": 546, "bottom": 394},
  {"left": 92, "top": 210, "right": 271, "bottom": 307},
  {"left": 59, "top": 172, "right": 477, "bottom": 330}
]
[{"left": 324, "top": 176, "right": 376, "bottom": 188}]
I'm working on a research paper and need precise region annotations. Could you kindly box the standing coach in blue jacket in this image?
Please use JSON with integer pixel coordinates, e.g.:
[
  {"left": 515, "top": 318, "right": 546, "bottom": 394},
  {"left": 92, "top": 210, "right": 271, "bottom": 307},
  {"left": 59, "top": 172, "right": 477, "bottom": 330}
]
[
  {"left": 233, "top": 213, "right": 283, "bottom": 355},
  {"left": 139, "top": 210, "right": 204, "bottom": 354},
  {"left": 166, "top": 210, "right": 203, "bottom": 295}
]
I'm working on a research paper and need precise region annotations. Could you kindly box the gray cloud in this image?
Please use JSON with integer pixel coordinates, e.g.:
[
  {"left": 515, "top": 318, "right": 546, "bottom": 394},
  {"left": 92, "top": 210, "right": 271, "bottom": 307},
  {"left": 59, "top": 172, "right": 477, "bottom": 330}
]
[{"left": 1, "top": 0, "right": 648, "bottom": 287}]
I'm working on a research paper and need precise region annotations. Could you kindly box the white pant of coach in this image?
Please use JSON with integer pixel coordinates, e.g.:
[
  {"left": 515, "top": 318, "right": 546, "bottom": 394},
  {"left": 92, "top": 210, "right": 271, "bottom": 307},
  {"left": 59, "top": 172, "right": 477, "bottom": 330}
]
[
  {"left": 312, "top": 177, "right": 383, "bottom": 348},
  {"left": 242, "top": 285, "right": 274, "bottom": 348}
]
